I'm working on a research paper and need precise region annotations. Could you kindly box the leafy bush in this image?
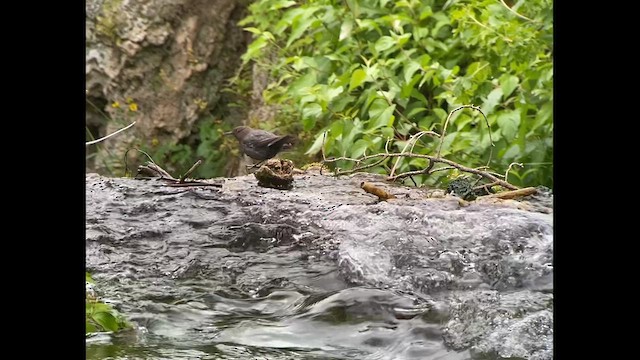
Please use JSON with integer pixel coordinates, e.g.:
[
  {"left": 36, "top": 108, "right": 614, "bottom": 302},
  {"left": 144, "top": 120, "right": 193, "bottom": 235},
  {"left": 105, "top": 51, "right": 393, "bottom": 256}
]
[{"left": 239, "top": 0, "right": 552, "bottom": 188}]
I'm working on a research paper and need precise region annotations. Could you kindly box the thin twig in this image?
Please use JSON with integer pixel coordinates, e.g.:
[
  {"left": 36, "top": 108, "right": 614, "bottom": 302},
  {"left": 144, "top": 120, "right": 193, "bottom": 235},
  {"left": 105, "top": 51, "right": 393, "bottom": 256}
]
[
  {"left": 180, "top": 160, "right": 203, "bottom": 183},
  {"left": 499, "top": 0, "right": 535, "bottom": 22},
  {"left": 86, "top": 121, "right": 137, "bottom": 145},
  {"left": 389, "top": 130, "right": 440, "bottom": 177},
  {"left": 473, "top": 181, "right": 499, "bottom": 195},
  {"left": 430, "top": 166, "right": 456, "bottom": 173},
  {"left": 473, "top": 181, "right": 499, "bottom": 190},
  {"left": 437, "top": 105, "right": 492, "bottom": 159},
  {"left": 505, "top": 162, "right": 524, "bottom": 182},
  {"left": 124, "top": 148, "right": 156, "bottom": 177}
]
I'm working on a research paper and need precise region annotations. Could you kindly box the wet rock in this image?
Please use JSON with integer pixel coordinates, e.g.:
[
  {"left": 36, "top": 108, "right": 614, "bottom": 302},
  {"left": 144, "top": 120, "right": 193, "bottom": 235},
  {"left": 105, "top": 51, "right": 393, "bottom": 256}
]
[{"left": 86, "top": 170, "right": 553, "bottom": 358}]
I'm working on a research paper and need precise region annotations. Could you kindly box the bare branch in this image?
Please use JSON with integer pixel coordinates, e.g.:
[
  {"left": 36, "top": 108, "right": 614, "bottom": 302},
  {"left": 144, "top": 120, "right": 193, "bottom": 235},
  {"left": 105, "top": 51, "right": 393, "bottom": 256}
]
[
  {"left": 136, "top": 161, "right": 222, "bottom": 187},
  {"left": 86, "top": 121, "right": 136, "bottom": 145}
]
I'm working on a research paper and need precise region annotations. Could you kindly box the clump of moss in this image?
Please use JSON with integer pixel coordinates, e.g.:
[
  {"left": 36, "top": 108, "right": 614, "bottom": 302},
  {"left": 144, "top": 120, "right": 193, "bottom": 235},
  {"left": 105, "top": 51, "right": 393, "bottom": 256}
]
[{"left": 95, "top": 0, "right": 124, "bottom": 41}]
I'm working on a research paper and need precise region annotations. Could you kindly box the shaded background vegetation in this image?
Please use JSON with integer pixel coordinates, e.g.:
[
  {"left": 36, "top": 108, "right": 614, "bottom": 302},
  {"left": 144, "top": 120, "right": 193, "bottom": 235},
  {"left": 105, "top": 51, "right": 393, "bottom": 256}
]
[{"left": 86, "top": 0, "right": 552, "bottom": 188}]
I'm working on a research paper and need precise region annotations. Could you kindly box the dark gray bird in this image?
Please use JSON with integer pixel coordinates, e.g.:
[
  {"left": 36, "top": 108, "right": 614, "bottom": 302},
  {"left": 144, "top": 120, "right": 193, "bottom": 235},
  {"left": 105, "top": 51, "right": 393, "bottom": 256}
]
[{"left": 226, "top": 126, "right": 296, "bottom": 161}]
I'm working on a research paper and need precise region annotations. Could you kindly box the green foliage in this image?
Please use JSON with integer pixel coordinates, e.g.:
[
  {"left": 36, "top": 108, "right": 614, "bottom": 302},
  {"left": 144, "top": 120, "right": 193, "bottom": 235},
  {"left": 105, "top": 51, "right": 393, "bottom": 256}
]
[
  {"left": 86, "top": 272, "right": 130, "bottom": 334},
  {"left": 239, "top": 0, "right": 553, "bottom": 188}
]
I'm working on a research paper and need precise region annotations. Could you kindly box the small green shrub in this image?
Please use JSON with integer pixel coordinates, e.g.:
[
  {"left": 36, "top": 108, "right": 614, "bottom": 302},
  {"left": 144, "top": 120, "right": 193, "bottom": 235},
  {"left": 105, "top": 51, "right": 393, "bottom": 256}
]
[{"left": 86, "top": 272, "right": 130, "bottom": 334}]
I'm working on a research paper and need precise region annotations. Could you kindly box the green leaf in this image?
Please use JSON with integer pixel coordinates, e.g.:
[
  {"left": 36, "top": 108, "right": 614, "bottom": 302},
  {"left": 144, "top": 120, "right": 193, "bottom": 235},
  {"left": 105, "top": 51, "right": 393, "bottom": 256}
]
[
  {"left": 500, "top": 74, "right": 519, "bottom": 98},
  {"left": 410, "top": 89, "right": 428, "bottom": 104},
  {"left": 331, "top": 94, "right": 355, "bottom": 112},
  {"left": 419, "top": 6, "right": 433, "bottom": 20},
  {"left": 287, "top": 11, "right": 320, "bottom": 47},
  {"left": 86, "top": 272, "right": 93, "bottom": 283},
  {"left": 243, "top": 27, "right": 262, "bottom": 35},
  {"left": 369, "top": 104, "right": 396, "bottom": 130},
  {"left": 407, "top": 107, "right": 428, "bottom": 119},
  {"left": 466, "top": 61, "right": 491, "bottom": 82},
  {"left": 349, "top": 69, "right": 367, "bottom": 91},
  {"left": 306, "top": 132, "right": 327, "bottom": 155},
  {"left": 320, "top": 86, "right": 344, "bottom": 105},
  {"left": 345, "top": 0, "right": 360, "bottom": 17},
  {"left": 482, "top": 88, "right": 503, "bottom": 114},
  {"left": 289, "top": 72, "right": 316, "bottom": 97},
  {"left": 404, "top": 61, "right": 422, "bottom": 84},
  {"left": 86, "top": 321, "right": 97, "bottom": 334},
  {"left": 368, "top": 98, "right": 388, "bottom": 119},
  {"left": 241, "top": 37, "right": 267, "bottom": 63},
  {"left": 439, "top": 132, "right": 457, "bottom": 154},
  {"left": 302, "top": 101, "right": 323, "bottom": 116},
  {"left": 92, "top": 311, "right": 119, "bottom": 332},
  {"left": 381, "top": 126, "right": 395, "bottom": 139},
  {"left": 350, "top": 139, "right": 370, "bottom": 158},
  {"left": 497, "top": 110, "right": 521, "bottom": 141},
  {"left": 433, "top": 108, "right": 448, "bottom": 121},
  {"left": 503, "top": 144, "right": 521, "bottom": 161},
  {"left": 270, "top": 0, "right": 297, "bottom": 10},
  {"left": 302, "top": 117, "right": 316, "bottom": 132},
  {"left": 396, "top": 33, "right": 412, "bottom": 47},
  {"left": 339, "top": 20, "right": 353, "bottom": 41},
  {"left": 91, "top": 302, "right": 113, "bottom": 313},
  {"left": 533, "top": 101, "right": 552, "bottom": 131},
  {"left": 374, "top": 36, "right": 396, "bottom": 53}
]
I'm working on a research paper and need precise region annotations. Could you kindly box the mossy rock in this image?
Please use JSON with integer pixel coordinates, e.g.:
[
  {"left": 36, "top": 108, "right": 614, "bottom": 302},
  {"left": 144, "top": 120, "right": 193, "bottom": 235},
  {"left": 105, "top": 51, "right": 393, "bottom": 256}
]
[{"left": 254, "top": 159, "right": 295, "bottom": 190}]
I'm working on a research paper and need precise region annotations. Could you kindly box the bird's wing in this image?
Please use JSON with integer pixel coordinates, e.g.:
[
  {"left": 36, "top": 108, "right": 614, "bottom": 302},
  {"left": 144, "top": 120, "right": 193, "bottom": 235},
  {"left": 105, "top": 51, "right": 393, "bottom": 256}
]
[{"left": 267, "top": 134, "right": 295, "bottom": 147}]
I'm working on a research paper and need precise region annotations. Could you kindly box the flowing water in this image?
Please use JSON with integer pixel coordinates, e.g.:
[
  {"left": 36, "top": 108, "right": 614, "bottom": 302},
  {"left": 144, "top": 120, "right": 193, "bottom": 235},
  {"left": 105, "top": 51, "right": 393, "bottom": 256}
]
[{"left": 86, "top": 171, "right": 553, "bottom": 360}]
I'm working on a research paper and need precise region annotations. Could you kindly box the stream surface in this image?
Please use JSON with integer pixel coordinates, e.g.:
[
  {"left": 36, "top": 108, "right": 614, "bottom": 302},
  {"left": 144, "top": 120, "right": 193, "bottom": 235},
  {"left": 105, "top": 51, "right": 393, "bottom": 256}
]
[{"left": 86, "top": 171, "right": 553, "bottom": 360}]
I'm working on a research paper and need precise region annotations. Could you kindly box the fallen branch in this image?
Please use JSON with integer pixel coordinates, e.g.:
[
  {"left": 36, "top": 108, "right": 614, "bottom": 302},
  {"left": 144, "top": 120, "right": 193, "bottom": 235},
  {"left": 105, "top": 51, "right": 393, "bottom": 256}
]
[
  {"left": 136, "top": 161, "right": 222, "bottom": 188},
  {"left": 477, "top": 187, "right": 536, "bottom": 200}
]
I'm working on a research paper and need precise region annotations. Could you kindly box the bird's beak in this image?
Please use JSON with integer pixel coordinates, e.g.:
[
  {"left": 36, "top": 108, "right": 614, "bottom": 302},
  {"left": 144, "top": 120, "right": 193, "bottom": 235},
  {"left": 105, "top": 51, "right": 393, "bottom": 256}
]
[{"left": 223, "top": 130, "right": 233, "bottom": 136}]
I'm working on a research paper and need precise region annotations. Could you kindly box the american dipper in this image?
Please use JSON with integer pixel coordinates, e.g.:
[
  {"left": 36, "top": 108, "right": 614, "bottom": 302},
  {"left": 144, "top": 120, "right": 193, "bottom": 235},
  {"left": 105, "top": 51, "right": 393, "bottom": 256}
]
[{"left": 226, "top": 126, "right": 296, "bottom": 161}]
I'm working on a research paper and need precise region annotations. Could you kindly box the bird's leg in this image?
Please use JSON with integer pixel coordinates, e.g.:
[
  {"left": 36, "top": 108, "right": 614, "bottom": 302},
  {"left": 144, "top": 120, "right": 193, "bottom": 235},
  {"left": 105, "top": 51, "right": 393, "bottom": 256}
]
[{"left": 246, "top": 160, "right": 266, "bottom": 170}]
